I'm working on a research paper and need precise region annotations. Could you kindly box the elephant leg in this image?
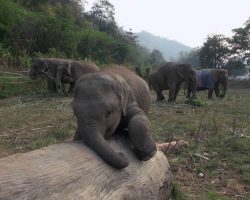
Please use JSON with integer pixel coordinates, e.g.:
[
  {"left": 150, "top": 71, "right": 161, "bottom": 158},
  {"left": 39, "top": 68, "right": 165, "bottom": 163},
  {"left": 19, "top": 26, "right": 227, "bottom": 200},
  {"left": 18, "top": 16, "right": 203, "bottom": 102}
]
[
  {"left": 174, "top": 83, "right": 181, "bottom": 101},
  {"left": 47, "top": 78, "right": 57, "bottom": 93},
  {"left": 208, "top": 89, "right": 213, "bottom": 99},
  {"left": 168, "top": 83, "right": 176, "bottom": 102},
  {"left": 151, "top": 82, "right": 164, "bottom": 101},
  {"left": 61, "top": 81, "right": 68, "bottom": 95},
  {"left": 214, "top": 82, "right": 220, "bottom": 97},
  {"left": 186, "top": 82, "right": 194, "bottom": 98},
  {"left": 186, "top": 89, "right": 191, "bottom": 98},
  {"left": 157, "top": 92, "right": 165, "bottom": 101},
  {"left": 128, "top": 113, "right": 157, "bottom": 161},
  {"left": 68, "top": 82, "right": 75, "bottom": 93}
]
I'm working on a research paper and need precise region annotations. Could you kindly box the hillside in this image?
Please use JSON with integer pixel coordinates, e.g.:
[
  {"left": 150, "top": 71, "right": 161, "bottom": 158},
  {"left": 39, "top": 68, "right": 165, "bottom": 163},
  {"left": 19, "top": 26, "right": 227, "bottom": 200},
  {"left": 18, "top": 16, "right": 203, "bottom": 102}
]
[
  {"left": 137, "top": 31, "right": 192, "bottom": 60},
  {"left": 0, "top": 0, "right": 152, "bottom": 67}
]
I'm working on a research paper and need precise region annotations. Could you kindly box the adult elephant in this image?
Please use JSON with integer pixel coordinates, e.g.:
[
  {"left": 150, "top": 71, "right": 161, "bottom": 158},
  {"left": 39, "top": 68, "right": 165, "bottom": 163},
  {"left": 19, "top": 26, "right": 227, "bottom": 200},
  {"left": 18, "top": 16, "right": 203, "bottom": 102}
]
[
  {"left": 148, "top": 62, "right": 197, "bottom": 102},
  {"left": 29, "top": 58, "right": 99, "bottom": 93},
  {"left": 73, "top": 65, "right": 157, "bottom": 169},
  {"left": 186, "top": 69, "right": 229, "bottom": 99}
]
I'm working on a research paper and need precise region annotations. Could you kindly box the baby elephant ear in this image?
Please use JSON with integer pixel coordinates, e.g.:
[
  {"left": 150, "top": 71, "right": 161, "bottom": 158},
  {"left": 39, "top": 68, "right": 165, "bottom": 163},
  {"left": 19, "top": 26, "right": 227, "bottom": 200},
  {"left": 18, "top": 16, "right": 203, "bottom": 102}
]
[{"left": 113, "top": 75, "right": 130, "bottom": 116}]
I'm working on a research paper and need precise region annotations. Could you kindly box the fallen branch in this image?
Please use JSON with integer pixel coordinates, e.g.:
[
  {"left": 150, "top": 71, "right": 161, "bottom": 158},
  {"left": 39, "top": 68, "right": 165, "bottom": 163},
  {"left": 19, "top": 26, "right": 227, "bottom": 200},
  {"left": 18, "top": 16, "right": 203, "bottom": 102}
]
[
  {"left": 157, "top": 140, "right": 189, "bottom": 154},
  {"left": 194, "top": 153, "right": 210, "bottom": 160}
]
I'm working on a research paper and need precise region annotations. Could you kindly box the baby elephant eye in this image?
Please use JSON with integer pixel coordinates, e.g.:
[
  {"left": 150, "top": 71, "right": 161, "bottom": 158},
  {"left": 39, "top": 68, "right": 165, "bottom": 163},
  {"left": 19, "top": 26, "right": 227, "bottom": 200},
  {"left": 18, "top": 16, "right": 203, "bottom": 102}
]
[{"left": 106, "top": 110, "right": 112, "bottom": 118}]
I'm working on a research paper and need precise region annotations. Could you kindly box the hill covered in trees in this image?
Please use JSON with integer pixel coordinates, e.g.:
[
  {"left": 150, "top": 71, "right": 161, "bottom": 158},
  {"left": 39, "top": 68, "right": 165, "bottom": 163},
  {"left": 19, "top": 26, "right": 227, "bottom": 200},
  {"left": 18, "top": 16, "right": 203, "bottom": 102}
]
[
  {"left": 0, "top": 0, "right": 159, "bottom": 69},
  {"left": 137, "top": 31, "right": 192, "bottom": 60}
]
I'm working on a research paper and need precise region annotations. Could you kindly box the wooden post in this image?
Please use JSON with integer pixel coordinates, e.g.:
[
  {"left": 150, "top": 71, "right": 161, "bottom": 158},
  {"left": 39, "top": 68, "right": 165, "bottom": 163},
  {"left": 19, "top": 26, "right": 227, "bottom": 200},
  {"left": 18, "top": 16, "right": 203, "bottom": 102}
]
[{"left": 0, "top": 137, "right": 172, "bottom": 200}]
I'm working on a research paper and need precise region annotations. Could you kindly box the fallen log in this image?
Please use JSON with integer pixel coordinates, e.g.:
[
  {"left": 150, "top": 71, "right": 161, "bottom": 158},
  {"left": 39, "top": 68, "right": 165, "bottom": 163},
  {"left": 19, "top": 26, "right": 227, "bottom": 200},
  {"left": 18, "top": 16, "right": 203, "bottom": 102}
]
[{"left": 0, "top": 136, "right": 172, "bottom": 200}]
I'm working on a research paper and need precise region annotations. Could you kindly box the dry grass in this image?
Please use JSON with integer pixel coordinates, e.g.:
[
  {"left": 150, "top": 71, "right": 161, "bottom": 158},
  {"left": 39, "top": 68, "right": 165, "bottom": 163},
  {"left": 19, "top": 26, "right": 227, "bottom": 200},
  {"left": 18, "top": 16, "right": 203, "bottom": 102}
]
[
  {"left": 149, "top": 89, "right": 250, "bottom": 200},
  {"left": 0, "top": 87, "right": 249, "bottom": 200},
  {"left": 0, "top": 94, "right": 76, "bottom": 157}
]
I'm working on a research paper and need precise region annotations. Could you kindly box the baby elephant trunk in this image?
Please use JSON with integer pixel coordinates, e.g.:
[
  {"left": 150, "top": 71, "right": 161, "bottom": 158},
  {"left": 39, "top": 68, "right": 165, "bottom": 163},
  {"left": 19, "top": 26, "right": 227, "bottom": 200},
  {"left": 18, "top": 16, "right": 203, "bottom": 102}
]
[{"left": 82, "top": 123, "right": 129, "bottom": 169}]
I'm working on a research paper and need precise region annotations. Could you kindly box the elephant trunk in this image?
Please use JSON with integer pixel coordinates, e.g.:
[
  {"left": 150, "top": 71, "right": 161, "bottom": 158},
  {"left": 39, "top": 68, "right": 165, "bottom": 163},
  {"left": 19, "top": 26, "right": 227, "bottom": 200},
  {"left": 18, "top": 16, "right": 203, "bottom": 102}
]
[
  {"left": 188, "top": 77, "right": 197, "bottom": 99},
  {"left": 191, "top": 84, "right": 197, "bottom": 99},
  {"left": 80, "top": 122, "right": 129, "bottom": 169}
]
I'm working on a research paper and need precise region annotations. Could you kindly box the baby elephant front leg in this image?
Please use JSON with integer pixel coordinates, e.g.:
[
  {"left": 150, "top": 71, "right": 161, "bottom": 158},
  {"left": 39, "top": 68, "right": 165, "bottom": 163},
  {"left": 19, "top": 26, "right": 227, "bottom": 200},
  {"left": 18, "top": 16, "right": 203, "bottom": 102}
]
[{"left": 128, "top": 113, "right": 157, "bottom": 161}]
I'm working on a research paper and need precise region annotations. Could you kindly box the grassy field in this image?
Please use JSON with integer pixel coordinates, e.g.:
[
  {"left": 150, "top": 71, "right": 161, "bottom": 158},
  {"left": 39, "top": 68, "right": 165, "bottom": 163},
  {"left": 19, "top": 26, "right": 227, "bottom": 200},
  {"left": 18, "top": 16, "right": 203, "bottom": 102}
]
[{"left": 0, "top": 83, "right": 249, "bottom": 200}]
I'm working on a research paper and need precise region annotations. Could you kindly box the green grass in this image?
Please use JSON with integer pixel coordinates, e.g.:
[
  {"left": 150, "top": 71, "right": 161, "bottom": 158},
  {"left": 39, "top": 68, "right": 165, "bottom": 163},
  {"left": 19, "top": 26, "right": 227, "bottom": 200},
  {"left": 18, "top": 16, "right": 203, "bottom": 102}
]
[
  {"left": 207, "top": 191, "right": 230, "bottom": 200},
  {"left": 149, "top": 85, "right": 250, "bottom": 200},
  {"left": 0, "top": 75, "right": 47, "bottom": 98},
  {"left": 170, "top": 182, "right": 187, "bottom": 200},
  {"left": 26, "top": 126, "right": 73, "bottom": 150},
  {"left": 184, "top": 97, "right": 207, "bottom": 107}
]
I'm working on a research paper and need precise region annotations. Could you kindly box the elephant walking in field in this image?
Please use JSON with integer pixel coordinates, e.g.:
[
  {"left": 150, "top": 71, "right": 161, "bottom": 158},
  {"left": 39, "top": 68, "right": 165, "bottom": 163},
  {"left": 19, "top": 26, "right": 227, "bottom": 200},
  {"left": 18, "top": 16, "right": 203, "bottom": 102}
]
[
  {"left": 186, "top": 69, "right": 228, "bottom": 99},
  {"left": 73, "top": 65, "right": 156, "bottom": 169},
  {"left": 29, "top": 58, "right": 99, "bottom": 93},
  {"left": 148, "top": 62, "right": 197, "bottom": 102}
]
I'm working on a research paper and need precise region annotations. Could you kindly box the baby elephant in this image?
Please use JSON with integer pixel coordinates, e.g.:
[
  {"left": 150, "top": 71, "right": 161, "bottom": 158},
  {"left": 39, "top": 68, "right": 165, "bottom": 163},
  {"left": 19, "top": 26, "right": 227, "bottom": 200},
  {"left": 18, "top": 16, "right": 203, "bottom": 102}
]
[{"left": 73, "top": 66, "right": 157, "bottom": 169}]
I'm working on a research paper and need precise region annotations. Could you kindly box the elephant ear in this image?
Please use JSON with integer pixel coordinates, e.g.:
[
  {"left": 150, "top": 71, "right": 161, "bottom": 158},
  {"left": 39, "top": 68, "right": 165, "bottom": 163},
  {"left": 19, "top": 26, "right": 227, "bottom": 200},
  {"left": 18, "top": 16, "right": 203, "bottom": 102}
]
[
  {"left": 41, "top": 60, "right": 49, "bottom": 72},
  {"left": 113, "top": 75, "right": 130, "bottom": 116},
  {"left": 176, "top": 65, "right": 184, "bottom": 79},
  {"left": 64, "top": 62, "right": 71, "bottom": 76}
]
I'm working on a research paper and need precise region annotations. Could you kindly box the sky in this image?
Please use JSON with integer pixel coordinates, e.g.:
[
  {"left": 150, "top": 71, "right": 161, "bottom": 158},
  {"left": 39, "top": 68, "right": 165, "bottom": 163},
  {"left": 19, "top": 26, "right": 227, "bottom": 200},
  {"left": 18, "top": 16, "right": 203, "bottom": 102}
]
[{"left": 85, "top": 0, "right": 250, "bottom": 48}]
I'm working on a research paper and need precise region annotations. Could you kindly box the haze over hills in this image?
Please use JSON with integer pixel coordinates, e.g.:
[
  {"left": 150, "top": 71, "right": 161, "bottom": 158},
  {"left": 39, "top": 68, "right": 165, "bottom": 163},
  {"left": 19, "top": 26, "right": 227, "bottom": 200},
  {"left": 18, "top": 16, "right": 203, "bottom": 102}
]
[{"left": 136, "top": 31, "right": 192, "bottom": 60}]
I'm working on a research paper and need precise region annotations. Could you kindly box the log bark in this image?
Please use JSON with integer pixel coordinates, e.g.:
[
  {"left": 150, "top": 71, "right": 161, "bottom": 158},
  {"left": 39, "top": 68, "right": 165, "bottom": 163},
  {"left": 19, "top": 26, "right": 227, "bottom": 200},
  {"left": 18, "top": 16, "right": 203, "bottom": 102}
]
[{"left": 0, "top": 136, "right": 172, "bottom": 200}]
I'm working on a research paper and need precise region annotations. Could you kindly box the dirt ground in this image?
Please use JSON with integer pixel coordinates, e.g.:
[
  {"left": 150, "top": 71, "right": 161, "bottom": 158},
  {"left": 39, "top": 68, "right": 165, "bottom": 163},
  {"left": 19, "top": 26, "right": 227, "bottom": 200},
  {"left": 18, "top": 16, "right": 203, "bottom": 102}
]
[{"left": 0, "top": 89, "right": 249, "bottom": 200}]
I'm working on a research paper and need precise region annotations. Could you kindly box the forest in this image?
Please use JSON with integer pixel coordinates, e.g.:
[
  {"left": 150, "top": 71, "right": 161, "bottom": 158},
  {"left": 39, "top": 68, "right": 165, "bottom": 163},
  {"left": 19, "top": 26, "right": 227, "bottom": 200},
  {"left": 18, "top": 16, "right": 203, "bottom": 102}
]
[{"left": 0, "top": 0, "right": 154, "bottom": 70}]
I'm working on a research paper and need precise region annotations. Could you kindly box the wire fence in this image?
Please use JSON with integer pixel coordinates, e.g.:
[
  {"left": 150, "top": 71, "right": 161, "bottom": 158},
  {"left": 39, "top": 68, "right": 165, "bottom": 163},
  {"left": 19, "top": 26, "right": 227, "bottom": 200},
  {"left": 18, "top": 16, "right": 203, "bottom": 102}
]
[
  {"left": 0, "top": 69, "right": 34, "bottom": 84},
  {"left": 0, "top": 56, "right": 29, "bottom": 72}
]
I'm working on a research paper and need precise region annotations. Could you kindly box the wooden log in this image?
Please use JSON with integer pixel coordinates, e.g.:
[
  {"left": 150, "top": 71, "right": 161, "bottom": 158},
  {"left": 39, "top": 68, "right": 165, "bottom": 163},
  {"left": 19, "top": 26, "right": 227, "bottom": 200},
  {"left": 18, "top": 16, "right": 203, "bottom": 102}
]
[{"left": 0, "top": 136, "right": 172, "bottom": 200}]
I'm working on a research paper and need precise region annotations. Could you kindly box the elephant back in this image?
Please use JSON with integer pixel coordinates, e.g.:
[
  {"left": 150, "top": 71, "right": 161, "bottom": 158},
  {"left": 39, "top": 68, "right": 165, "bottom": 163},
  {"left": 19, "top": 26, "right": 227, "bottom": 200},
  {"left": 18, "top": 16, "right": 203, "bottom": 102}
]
[
  {"left": 103, "top": 66, "right": 151, "bottom": 114},
  {"left": 69, "top": 61, "right": 99, "bottom": 81}
]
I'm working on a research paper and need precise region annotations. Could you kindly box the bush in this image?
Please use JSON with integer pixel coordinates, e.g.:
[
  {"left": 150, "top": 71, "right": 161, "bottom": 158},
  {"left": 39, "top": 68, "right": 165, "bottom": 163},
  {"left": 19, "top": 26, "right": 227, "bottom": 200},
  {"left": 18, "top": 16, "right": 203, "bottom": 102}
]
[{"left": 184, "top": 98, "right": 207, "bottom": 107}]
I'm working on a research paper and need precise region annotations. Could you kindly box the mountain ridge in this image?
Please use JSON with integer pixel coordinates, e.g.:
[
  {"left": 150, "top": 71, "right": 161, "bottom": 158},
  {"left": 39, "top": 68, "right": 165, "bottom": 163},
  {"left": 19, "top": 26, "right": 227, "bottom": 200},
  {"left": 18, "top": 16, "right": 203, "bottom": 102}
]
[{"left": 136, "top": 31, "right": 192, "bottom": 60}]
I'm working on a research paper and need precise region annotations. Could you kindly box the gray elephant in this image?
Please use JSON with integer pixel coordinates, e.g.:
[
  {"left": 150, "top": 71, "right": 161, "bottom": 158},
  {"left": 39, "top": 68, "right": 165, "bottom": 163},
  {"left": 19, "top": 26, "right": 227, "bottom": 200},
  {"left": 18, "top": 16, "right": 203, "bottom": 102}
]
[
  {"left": 186, "top": 69, "right": 229, "bottom": 99},
  {"left": 29, "top": 58, "right": 99, "bottom": 93},
  {"left": 73, "top": 65, "right": 157, "bottom": 169},
  {"left": 148, "top": 62, "right": 197, "bottom": 102}
]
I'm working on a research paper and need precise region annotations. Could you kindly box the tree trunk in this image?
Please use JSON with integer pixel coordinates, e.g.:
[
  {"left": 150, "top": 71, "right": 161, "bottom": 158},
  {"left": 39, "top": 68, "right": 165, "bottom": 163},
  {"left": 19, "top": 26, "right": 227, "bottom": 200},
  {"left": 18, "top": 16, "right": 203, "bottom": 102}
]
[{"left": 0, "top": 136, "right": 172, "bottom": 200}]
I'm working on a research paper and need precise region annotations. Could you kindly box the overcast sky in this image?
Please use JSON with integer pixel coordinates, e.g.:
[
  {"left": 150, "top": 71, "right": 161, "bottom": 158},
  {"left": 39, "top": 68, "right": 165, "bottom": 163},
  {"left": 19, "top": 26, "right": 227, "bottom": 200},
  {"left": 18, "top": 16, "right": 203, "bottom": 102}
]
[{"left": 85, "top": 0, "right": 250, "bottom": 48}]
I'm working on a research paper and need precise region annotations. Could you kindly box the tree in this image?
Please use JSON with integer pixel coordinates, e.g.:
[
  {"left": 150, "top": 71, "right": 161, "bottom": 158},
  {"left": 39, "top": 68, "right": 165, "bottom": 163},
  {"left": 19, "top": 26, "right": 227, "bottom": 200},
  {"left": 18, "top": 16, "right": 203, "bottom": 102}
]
[
  {"left": 90, "top": 0, "right": 115, "bottom": 30},
  {"left": 223, "top": 59, "right": 246, "bottom": 77},
  {"left": 149, "top": 49, "right": 165, "bottom": 66},
  {"left": 124, "top": 28, "right": 138, "bottom": 44},
  {"left": 177, "top": 48, "right": 200, "bottom": 68},
  {"left": 230, "top": 17, "right": 250, "bottom": 60},
  {"left": 199, "top": 34, "right": 230, "bottom": 68}
]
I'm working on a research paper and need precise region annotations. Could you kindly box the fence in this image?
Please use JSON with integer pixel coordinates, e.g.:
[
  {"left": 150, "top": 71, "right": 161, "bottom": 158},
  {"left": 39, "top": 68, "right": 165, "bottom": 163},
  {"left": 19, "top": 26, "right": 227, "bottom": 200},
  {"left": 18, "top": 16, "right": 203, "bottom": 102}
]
[
  {"left": 0, "top": 69, "right": 46, "bottom": 98},
  {"left": 0, "top": 55, "right": 29, "bottom": 72}
]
